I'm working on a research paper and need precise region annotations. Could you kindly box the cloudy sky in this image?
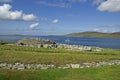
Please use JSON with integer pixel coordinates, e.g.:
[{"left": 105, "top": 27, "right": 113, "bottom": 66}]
[{"left": 0, "top": 0, "right": 120, "bottom": 35}]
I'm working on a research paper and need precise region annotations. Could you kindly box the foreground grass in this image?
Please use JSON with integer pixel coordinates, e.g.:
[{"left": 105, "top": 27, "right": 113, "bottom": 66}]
[
  {"left": 0, "top": 44, "right": 120, "bottom": 65},
  {"left": 0, "top": 43, "right": 120, "bottom": 80},
  {"left": 0, "top": 65, "right": 120, "bottom": 80}
]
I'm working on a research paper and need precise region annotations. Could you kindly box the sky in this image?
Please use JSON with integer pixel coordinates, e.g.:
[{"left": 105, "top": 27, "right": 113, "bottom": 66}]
[{"left": 0, "top": 0, "right": 120, "bottom": 35}]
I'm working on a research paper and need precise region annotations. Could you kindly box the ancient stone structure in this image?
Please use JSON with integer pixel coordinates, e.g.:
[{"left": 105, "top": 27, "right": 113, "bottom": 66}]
[
  {"left": 0, "top": 60, "right": 120, "bottom": 70},
  {"left": 16, "top": 38, "right": 57, "bottom": 48},
  {"left": 57, "top": 43, "right": 103, "bottom": 52},
  {"left": 16, "top": 38, "right": 103, "bottom": 52}
]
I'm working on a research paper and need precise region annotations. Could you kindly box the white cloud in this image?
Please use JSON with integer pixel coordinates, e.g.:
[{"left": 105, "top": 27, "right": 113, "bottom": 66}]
[
  {"left": 52, "top": 19, "right": 59, "bottom": 24},
  {"left": 29, "top": 23, "right": 39, "bottom": 30},
  {"left": 98, "top": 0, "right": 120, "bottom": 12},
  {"left": 93, "top": 28, "right": 112, "bottom": 33},
  {"left": 0, "top": 4, "right": 37, "bottom": 21},
  {"left": 93, "top": 24, "right": 120, "bottom": 33},
  {"left": 38, "top": 0, "right": 86, "bottom": 8},
  {"left": 0, "top": 0, "right": 12, "bottom": 3},
  {"left": 22, "top": 14, "right": 36, "bottom": 21},
  {"left": 39, "top": 0, "right": 71, "bottom": 8}
]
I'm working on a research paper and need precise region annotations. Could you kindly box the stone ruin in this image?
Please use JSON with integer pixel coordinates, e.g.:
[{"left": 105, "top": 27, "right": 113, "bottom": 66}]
[
  {"left": 16, "top": 38, "right": 57, "bottom": 48},
  {"left": 16, "top": 38, "right": 103, "bottom": 52}
]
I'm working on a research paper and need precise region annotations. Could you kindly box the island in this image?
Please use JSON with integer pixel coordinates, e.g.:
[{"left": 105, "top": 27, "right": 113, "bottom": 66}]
[{"left": 65, "top": 32, "right": 120, "bottom": 38}]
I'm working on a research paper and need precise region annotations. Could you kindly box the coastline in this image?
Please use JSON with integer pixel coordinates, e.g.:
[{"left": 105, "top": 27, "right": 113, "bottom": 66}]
[{"left": 0, "top": 36, "right": 120, "bottom": 50}]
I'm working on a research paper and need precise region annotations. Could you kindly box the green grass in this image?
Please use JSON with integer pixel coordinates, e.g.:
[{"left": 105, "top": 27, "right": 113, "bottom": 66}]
[
  {"left": 0, "top": 43, "right": 120, "bottom": 80},
  {"left": 0, "top": 41, "right": 14, "bottom": 45},
  {"left": 0, "top": 45, "right": 120, "bottom": 65},
  {"left": 0, "top": 65, "right": 120, "bottom": 80}
]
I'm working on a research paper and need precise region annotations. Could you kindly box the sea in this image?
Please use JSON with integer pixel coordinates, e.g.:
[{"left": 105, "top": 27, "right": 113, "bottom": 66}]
[{"left": 0, "top": 35, "right": 120, "bottom": 50}]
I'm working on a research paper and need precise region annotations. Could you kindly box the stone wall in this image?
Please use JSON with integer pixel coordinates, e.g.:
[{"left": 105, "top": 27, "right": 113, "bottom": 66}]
[
  {"left": 57, "top": 43, "right": 103, "bottom": 52},
  {"left": 0, "top": 60, "right": 120, "bottom": 70}
]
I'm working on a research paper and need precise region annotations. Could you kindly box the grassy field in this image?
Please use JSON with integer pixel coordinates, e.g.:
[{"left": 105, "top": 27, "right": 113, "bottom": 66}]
[
  {"left": 0, "top": 42, "right": 120, "bottom": 80},
  {"left": 0, "top": 65, "right": 120, "bottom": 80},
  {"left": 0, "top": 44, "right": 120, "bottom": 65}
]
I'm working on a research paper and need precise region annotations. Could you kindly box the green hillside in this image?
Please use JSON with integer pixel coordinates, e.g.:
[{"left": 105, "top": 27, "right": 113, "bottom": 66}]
[{"left": 66, "top": 32, "right": 120, "bottom": 38}]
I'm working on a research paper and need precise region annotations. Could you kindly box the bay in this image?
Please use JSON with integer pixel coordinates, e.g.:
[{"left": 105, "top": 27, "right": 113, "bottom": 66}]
[{"left": 0, "top": 35, "right": 120, "bottom": 50}]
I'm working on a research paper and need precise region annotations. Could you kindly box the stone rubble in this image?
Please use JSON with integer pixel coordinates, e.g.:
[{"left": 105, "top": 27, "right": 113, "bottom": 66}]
[
  {"left": 56, "top": 43, "right": 103, "bottom": 52},
  {"left": 0, "top": 60, "right": 120, "bottom": 70},
  {"left": 16, "top": 38, "right": 103, "bottom": 52}
]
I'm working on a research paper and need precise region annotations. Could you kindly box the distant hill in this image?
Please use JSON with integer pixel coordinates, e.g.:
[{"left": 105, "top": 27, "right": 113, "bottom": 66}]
[
  {"left": 65, "top": 32, "right": 120, "bottom": 38},
  {"left": 1, "top": 34, "right": 24, "bottom": 36}
]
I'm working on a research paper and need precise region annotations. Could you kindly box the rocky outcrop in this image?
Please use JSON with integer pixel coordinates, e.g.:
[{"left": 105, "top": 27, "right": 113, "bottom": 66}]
[{"left": 0, "top": 60, "right": 120, "bottom": 70}]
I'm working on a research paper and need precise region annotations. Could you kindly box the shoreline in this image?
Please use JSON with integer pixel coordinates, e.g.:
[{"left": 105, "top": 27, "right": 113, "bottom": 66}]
[{"left": 0, "top": 36, "right": 120, "bottom": 50}]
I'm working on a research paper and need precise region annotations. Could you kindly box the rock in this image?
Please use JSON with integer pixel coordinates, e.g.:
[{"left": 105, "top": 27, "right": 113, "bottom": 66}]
[
  {"left": 6, "top": 64, "right": 13, "bottom": 69},
  {"left": 40, "top": 64, "right": 48, "bottom": 69},
  {"left": 62, "top": 64, "right": 71, "bottom": 69},
  {"left": 47, "top": 64, "right": 56, "bottom": 69},
  {"left": 71, "top": 64, "right": 80, "bottom": 68},
  {"left": 83, "top": 63, "right": 92, "bottom": 68},
  {"left": 0, "top": 60, "right": 120, "bottom": 70},
  {"left": 36, "top": 64, "right": 42, "bottom": 69},
  {"left": 12, "top": 63, "right": 25, "bottom": 69},
  {"left": 17, "top": 64, "right": 25, "bottom": 70},
  {"left": 0, "top": 63, "right": 7, "bottom": 69}
]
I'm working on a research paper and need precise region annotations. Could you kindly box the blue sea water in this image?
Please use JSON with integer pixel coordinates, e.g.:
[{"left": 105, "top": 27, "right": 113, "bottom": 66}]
[{"left": 0, "top": 35, "right": 120, "bottom": 50}]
